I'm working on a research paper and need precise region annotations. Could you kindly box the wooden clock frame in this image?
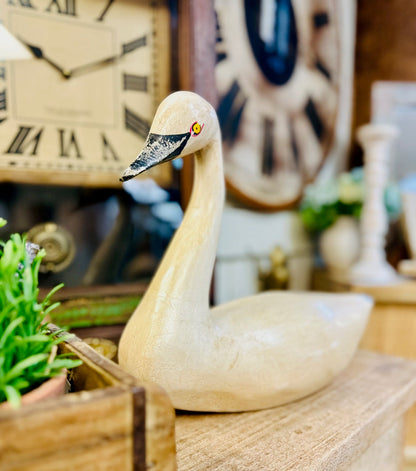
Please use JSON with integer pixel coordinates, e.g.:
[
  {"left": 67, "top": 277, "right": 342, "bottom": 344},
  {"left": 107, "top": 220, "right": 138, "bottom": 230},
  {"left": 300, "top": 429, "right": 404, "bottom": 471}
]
[{"left": 0, "top": 0, "right": 216, "bottom": 193}]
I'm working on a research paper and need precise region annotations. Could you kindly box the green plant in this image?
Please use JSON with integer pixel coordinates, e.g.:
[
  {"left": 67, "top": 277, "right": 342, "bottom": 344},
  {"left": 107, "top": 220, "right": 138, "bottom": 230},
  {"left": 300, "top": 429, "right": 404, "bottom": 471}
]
[
  {"left": 299, "top": 167, "right": 401, "bottom": 233},
  {"left": 0, "top": 218, "right": 81, "bottom": 408}
]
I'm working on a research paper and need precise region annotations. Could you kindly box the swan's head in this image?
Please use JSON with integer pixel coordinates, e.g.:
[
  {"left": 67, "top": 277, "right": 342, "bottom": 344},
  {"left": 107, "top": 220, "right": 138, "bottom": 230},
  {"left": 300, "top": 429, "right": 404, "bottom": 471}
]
[{"left": 120, "top": 91, "right": 218, "bottom": 182}]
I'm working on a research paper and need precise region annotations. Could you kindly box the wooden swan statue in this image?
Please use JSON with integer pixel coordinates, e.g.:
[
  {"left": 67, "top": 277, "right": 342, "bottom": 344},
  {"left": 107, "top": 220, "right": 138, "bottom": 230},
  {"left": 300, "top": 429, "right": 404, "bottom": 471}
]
[{"left": 118, "top": 91, "right": 372, "bottom": 412}]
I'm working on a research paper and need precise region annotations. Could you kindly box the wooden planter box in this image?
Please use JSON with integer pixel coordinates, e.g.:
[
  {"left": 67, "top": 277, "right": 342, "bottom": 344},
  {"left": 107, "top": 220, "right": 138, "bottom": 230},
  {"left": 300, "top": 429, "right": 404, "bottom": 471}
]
[{"left": 0, "top": 326, "right": 176, "bottom": 471}]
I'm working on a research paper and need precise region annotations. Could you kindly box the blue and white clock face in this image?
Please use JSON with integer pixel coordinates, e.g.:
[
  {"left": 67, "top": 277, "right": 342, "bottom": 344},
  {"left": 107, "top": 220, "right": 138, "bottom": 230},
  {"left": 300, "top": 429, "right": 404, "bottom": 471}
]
[{"left": 215, "top": 0, "right": 340, "bottom": 209}]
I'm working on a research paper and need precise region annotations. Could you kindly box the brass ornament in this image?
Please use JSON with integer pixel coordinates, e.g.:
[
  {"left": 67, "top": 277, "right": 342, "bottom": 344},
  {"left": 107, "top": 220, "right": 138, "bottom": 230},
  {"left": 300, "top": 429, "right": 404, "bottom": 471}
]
[{"left": 27, "top": 222, "right": 76, "bottom": 273}]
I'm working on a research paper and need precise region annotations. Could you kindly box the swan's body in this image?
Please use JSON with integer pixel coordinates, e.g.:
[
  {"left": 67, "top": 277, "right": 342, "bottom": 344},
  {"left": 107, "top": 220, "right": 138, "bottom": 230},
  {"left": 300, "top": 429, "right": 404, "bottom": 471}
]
[{"left": 118, "top": 91, "right": 372, "bottom": 412}]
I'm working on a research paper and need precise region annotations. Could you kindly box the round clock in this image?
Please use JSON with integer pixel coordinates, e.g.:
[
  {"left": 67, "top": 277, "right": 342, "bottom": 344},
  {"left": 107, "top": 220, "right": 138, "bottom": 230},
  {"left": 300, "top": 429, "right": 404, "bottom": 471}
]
[
  {"left": 0, "top": 0, "right": 171, "bottom": 187},
  {"left": 215, "top": 0, "right": 341, "bottom": 209}
]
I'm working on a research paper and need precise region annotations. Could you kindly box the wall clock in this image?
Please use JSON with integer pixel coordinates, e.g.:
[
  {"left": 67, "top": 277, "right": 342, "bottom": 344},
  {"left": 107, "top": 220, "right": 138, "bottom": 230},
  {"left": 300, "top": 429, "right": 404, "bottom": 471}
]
[
  {"left": 215, "top": 0, "right": 342, "bottom": 210},
  {"left": 0, "top": 0, "right": 171, "bottom": 187}
]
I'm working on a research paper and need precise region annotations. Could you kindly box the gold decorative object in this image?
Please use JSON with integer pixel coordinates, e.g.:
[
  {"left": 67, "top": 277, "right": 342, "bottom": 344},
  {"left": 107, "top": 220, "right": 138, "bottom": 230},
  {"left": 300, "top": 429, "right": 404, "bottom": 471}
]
[
  {"left": 27, "top": 222, "right": 76, "bottom": 273},
  {"left": 83, "top": 337, "right": 118, "bottom": 361},
  {"left": 258, "top": 246, "right": 289, "bottom": 291}
]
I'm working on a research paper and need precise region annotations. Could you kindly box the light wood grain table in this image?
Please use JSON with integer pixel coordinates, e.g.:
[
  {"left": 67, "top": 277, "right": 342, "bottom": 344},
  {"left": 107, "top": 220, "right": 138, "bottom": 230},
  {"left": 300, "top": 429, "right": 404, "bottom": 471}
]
[
  {"left": 175, "top": 351, "right": 416, "bottom": 470},
  {"left": 313, "top": 271, "right": 416, "bottom": 448}
]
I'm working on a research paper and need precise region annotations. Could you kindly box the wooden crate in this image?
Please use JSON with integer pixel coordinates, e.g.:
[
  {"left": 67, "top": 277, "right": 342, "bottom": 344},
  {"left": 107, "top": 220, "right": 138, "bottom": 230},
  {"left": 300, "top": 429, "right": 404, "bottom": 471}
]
[{"left": 0, "top": 326, "right": 176, "bottom": 471}]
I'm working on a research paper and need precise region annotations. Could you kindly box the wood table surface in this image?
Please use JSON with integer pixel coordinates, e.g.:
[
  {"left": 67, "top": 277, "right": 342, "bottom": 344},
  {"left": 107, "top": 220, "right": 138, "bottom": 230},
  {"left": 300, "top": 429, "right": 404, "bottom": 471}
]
[{"left": 175, "top": 350, "right": 416, "bottom": 470}]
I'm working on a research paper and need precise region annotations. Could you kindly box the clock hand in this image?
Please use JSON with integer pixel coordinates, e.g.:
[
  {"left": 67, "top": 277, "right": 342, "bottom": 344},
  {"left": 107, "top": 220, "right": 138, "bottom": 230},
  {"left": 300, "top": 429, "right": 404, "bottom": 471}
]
[
  {"left": 69, "top": 53, "right": 121, "bottom": 77},
  {"left": 69, "top": 35, "right": 147, "bottom": 78},
  {"left": 19, "top": 37, "right": 71, "bottom": 79}
]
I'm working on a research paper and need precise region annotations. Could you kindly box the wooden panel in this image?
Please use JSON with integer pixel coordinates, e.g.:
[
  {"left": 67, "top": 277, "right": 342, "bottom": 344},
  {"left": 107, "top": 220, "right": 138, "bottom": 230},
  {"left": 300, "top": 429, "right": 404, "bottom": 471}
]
[
  {"left": 353, "top": 0, "right": 416, "bottom": 163},
  {"left": 177, "top": 0, "right": 216, "bottom": 207},
  {"left": 175, "top": 351, "right": 416, "bottom": 470}
]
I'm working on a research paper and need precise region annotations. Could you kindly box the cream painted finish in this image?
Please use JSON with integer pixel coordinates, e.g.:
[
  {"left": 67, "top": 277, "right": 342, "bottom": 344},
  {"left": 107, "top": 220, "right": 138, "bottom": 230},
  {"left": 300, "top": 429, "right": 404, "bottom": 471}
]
[{"left": 118, "top": 91, "right": 373, "bottom": 412}]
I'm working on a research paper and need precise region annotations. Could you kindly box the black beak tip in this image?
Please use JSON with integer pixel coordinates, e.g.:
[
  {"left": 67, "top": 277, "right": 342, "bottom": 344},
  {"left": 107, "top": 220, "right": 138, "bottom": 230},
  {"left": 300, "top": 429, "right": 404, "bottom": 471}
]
[{"left": 120, "top": 168, "right": 137, "bottom": 183}]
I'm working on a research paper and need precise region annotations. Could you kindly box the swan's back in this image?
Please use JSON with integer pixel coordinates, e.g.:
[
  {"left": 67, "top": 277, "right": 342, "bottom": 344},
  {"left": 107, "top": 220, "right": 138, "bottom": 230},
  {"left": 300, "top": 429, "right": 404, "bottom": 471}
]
[{"left": 181, "top": 291, "right": 373, "bottom": 411}]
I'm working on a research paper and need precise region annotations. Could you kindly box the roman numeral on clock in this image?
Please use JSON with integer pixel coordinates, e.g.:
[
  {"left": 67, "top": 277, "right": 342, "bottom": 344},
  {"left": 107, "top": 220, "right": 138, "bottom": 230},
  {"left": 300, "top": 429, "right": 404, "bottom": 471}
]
[
  {"left": 45, "top": 0, "right": 76, "bottom": 16},
  {"left": 313, "top": 12, "right": 329, "bottom": 28},
  {"left": 125, "top": 107, "right": 150, "bottom": 139},
  {"left": 7, "top": 0, "right": 34, "bottom": 8},
  {"left": 122, "top": 36, "right": 147, "bottom": 55},
  {"left": 123, "top": 74, "right": 148, "bottom": 92},
  {"left": 315, "top": 59, "right": 331, "bottom": 81},
  {"left": 0, "top": 91, "right": 6, "bottom": 111},
  {"left": 58, "top": 129, "right": 82, "bottom": 158},
  {"left": 101, "top": 133, "right": 119, "bottom": 161},
  {"left": 262, "top": 117, "right": 275, "bottom": 175},
  {"left": 304, "top": 98, "right": 325, "bottom": 141},
  {"left": 217, "top": 80, "right": 247, "bottom": 144},
  {"left": 215, "top": 12, "right": 227, "bottom": 63},
  {"left": 6, "top": 126, "right": 43, "bottom": 155},
  {"left": 289, "top": 120, "right": 300, "bottom": 168}
]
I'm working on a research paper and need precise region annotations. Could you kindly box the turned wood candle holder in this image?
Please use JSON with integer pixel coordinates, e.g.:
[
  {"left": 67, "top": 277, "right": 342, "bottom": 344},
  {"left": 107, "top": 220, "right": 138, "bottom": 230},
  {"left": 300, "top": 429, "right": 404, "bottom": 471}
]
[{"left": 349, "top": 123, "right": 399, "bottom": 285}]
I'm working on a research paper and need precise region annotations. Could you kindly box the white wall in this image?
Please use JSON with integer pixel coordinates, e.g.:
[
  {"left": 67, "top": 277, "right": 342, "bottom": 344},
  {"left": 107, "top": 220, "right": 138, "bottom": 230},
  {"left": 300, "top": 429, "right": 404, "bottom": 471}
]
[{"left": 214, "top": 205, "right": 313, "bottom": 305}]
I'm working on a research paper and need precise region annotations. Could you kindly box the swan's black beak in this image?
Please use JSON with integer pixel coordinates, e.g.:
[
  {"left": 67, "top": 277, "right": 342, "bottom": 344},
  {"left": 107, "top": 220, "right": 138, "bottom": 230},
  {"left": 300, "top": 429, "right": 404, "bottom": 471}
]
[{"left": 120, "top": 132, "right": 190, "bottom": 182}]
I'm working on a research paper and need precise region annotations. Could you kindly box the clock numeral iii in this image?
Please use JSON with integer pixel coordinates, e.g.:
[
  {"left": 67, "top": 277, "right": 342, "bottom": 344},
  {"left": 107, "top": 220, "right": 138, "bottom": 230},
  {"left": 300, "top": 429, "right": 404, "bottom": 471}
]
[
  {"left": 123, "top": 74, "right": 148, "bottom": 93},
  {"left": 125, "top": 107, "right": 150, "bottom": 139},
  {"left": 6, "top": 126, "right": 43, "bottom": 155},
  {"left": 59, "top": 129, "right": 82, "bottom": 158},
  {"left": 45, "top": 0, "right": 77, "bottom": 16}
]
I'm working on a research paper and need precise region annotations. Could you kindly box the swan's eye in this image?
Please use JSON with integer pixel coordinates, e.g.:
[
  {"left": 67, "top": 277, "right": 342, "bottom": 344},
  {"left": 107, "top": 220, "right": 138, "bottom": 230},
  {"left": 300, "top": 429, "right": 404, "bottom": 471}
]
[{"left": 190, "top": 121, "right": 203, "bottom": 136}]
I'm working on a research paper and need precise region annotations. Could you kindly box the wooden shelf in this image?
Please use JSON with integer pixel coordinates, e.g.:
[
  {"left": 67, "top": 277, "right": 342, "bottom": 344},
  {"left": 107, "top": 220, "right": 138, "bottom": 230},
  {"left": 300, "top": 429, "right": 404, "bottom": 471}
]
[{"left": 175, "top": 351, "right": 416, "bottom": 470}]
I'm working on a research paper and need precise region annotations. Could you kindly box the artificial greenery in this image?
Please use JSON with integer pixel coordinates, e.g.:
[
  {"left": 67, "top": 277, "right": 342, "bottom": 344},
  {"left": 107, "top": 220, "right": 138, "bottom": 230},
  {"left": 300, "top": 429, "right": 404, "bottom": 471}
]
[
  {"left": 299, "top": 167, "right": 401, "bottom": 233},
  {"left": 0, "top": 218, "right": 81, "bottom": 408}
]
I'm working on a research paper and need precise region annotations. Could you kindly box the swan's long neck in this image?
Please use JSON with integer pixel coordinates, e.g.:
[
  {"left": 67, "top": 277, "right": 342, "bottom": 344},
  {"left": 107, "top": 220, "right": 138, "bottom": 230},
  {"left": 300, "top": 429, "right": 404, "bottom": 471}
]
[{"left": 138, "top": 130, "right": 224, "bottom": 321}]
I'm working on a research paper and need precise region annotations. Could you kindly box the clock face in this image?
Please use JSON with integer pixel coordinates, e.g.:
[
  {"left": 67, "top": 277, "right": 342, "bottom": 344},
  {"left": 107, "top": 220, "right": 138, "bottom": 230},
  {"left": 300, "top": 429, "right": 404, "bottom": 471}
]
[
  {"left": 0, "top": 0, "right": 171, "bottom": 187},
  {"left": 215, "top": 0, "right": 340, "bottom": 209}
]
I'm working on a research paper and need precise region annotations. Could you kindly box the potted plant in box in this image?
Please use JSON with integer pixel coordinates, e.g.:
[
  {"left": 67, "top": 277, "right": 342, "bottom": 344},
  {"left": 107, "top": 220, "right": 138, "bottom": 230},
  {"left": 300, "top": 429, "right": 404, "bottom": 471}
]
[{"left": 0, "top": 218, "right": 81, "bottom": 409}]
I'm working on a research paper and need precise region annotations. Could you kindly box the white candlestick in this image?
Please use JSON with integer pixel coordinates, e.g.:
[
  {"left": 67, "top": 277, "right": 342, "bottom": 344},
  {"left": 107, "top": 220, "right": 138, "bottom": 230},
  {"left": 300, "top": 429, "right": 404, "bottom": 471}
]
[{"left": 349, "top": 123, "right": 399, "bottom": 285}]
